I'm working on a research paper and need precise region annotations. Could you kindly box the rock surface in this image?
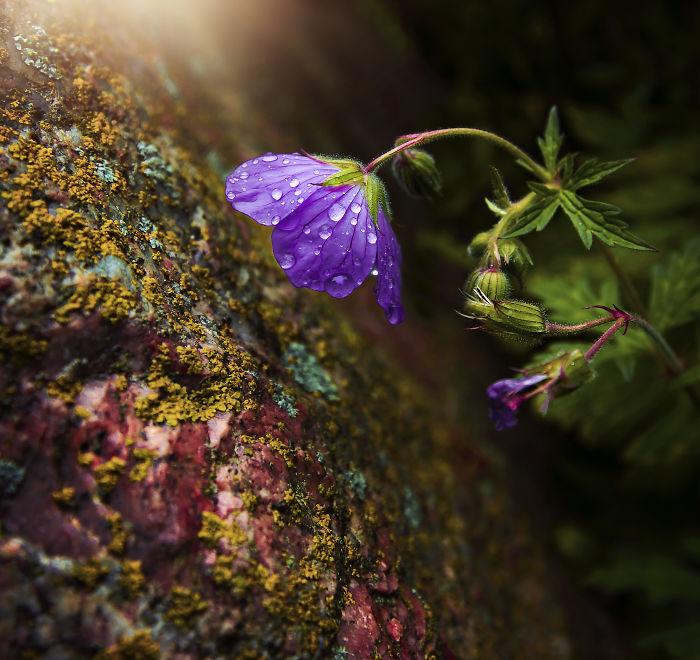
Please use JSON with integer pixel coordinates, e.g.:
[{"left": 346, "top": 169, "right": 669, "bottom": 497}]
[{"left": 0, "top": 2, "right": 568, "bottom": 657}]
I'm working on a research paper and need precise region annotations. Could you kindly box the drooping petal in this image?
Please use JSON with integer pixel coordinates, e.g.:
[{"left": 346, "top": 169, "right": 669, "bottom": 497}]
[
  {"left": 271, "top": 184, "right": 377, "bottom": 298},
  {"left": 225, "top": 153, "right": 338, "bottom": 226},
  {"left": 374, "top": 208, "right": 404, "bottom": 324},
  {"left": 486, "top": 373, "right": 547, "bottom": 431}
]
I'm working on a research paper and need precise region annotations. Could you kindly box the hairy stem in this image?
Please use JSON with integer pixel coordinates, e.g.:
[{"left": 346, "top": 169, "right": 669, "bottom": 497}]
[
  {"left": 585, "top": 318, "right": 627, "bottom": 361},
  {"left": 545, "top": 316, "right": 614, "bottom": 336},
  {"left": 364, "top": 128, "right": 549, "bottom": 181}
]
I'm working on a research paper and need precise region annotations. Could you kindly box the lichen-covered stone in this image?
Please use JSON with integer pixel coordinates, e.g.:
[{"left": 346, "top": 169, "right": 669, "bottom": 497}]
[{"left": 0, "top": 2, "right": 569, "bottom": 658}]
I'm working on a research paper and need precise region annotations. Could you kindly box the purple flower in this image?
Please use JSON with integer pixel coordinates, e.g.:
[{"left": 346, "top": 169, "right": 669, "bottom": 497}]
[
  {"left": 486, "top": 373, "right": 548, "bottom": 431},
  {"left": 225, "top": 152, "right": 403, "bottom": 324}
]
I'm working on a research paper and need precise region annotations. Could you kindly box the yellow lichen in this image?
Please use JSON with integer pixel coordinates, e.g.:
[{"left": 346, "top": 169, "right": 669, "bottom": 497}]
[
  {"left": 107, "top": 512, "right": 128, "bottom": 554},
  {"left": 54, "top": 277, "right": 136, "bottom": 324},
  {"left": 197, "top": 511, "right": 247, "bottom": 549},
  {"left": 94, "top": 457, "right": 126, "bottom": 493},
  {"left": 129, "top": 448, "right": 157, "bottom": 482},
  {"left": 165, "top": 586, "right": 208, "bottom": 629},
  {"left": 97, "top": 630, "right": 159, "bottom": 660},
  {"left": 52, "top": 487, "right": 76, "bottom": 507},
  {"left": 73, "top": 558, "right": 108, "bottom": 589},
  {"left": 119, "top": 560, "right": 145, "bottom": 597}
]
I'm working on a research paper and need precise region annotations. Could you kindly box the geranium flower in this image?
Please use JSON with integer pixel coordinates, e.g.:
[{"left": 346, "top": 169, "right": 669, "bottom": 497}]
[
  {"left": 486, "top": 373, "right": 548, "bottom": 431},
  {"left": 225, "top": 152, "right": 403, "bottom": 324}
]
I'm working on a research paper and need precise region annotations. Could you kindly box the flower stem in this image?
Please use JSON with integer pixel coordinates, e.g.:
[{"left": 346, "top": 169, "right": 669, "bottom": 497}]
[
  {"left": 545, "top": 316, "right": 615, "bottom": 336},
  {"left": 585, "top": 318, "right": 627, "bottom": 361},
  {"left": 364, "top": 128, "right": 550, "bottom": 182}
]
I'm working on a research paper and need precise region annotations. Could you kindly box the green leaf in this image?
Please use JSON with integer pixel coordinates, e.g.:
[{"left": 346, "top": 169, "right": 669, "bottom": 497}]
[
  {"left": 568, "top": 157, "right": 634, "bottom": 190},
  {"left": 537, "top": 106, "right": 563, "bottom": 173},
  {"left": 489, "top": 166, "right": 510, "bottom": 208},
  {"left": 649, "top": 238, "right": 700, "bottom": 331},
  {"left": 501, "top": 195, "right": 560, "bottom": 239},
  {"left": 558, "top": 190, "right": 655, "bottom": 251},
  {"left": 484, "top": 197, "right": 506, "bottom": 217}
]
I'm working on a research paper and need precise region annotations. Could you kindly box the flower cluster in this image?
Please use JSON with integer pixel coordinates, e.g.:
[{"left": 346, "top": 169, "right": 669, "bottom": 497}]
[{"left": 225, "top": 152, "right": 403, "bottom": 324}]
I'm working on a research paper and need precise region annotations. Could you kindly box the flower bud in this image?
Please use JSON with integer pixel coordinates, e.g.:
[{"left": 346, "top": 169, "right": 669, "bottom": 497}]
[
  {"left": 467, "top": 231, "right": 491, "bottom": 258},
  {"left": 491, "top": 299, "right": 546, "bottom": 334},
  {"left": 466, "top": 267, "right": 511, "bottom": 300},
  {"left": 498, "top": 239, "right": 532, "bottom": 278},
  {"left": 524, "top": 348, "right": 595, "bottom": 408},
  {"left": 391, "top": 148, "right": 442, "bottom": 201}
]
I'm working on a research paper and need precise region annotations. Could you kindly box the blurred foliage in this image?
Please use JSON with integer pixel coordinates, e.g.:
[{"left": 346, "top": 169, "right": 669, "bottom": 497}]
[{"left": 373, "top": 1, "right": 700, "bottom": 658}]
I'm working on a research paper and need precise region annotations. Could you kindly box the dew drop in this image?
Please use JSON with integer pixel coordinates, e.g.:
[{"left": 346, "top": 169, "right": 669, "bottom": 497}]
[
  {"left": 326, "top": 273, "right": 352, "bottom": 297},
  {"left": 271, "top": 215, "right": 281, "bottom": 225},
  {"left": 328, "top": 203, "right": 345, "bottom": 222},
  {"left": 298, "top": 197, "right": 304, "bottom": 203},
  {"left": 371, "top": 268, "right": 378, "bottom": 276},
  {"left": 240, "top": 172, "right": 249, "bottom": 179},
  {"left": 262, "top": 153, "right": 278, "bottom": 162},
  {"left": 351, "top": 202, "right": 362, "bottom": 214},
  {"left": 303, "top": 224, "right": 311, "bottom": 234},
  {"left": 313, "top": 248, "right": 321, "bottom": 255},
  {"left": 294, "top": 189, "right": 301, "bottom": 196},
  {"left": 282, "top": 158, "right": 290, "bottom": 165},
  {"left": 350, "top": 218, "right": 358, "bottom": 226},
  {"left": 279, "top": 254, "right": 295, "bottom": 269},
  {"left": 367, "top": 232, "right": 377, "bottom": 244},
  {"left": 241, "top": 163, "right": 248, "bottom": 168},
  {"left": 289, "top": 178, "right": 300, "bottom": 188},
  {"left": 319, "top": 225, "right": 332, "bottom": 240},
  {"left": 226, "top": 191, "right": 235, "bottom": 200},
  {"left": 271, "top": 189, "right": 282, "bottom": 201}
]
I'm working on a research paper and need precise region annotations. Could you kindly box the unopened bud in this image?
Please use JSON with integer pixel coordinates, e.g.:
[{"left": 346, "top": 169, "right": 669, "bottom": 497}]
[
  {"left": 467, "top": 231, "right": 491, "bottom": 258},
  {"left": 498, "top": 239, "right": 532, "bottom": 278},
  {"left": 466, "top": 267, "right": 511, "bottom": 300},
  {"left": 391, "top": 148, "right": 442, "bottom": 201},
  {"left": 491, "top": 299, "right": 546, "bottom": 334}
]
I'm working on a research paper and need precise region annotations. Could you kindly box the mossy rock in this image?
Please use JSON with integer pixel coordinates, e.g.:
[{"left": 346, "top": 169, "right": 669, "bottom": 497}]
[{"left": 0, "top": 2, "right": 569, "bottom": 658}]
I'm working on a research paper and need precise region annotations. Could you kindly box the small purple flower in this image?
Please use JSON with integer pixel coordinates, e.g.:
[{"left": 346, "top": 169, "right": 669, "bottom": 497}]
[
  {"left": 225, "top": 152, "right": 403, "bottom": 324},
  {"left": 486, "top": 373, "right": 548, "bottom": 431}
]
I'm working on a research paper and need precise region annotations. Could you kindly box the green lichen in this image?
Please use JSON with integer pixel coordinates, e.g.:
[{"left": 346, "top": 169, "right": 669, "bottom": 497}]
[
  {"left": 273, "top": 383, "right": 298, "bottom": 417},
  {"left": 283, "top": 342, "right": 338, "bottom": 400},
  {"left": 0, "top": 459, "right": 25, "bottom": 499}
]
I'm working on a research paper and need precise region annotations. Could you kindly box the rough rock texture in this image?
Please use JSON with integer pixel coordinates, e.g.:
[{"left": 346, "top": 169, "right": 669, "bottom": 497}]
[{"left": 0, "top": 2, "right": 569, "bottom": 657}]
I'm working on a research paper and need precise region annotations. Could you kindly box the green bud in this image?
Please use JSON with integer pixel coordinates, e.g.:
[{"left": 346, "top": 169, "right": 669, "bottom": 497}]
[
  {"left": 526, "top": 349, "right": 595, "bottom": 399},
  {"left": 491, "top": 299, "right": 547, "bottom": 334},
  {"left": 466, "top": 267, "right": 511, "bottom": 300},
  {"left": 391, "top": 148, "right": 442, "bottom": 201},
  {"left": 467, "top": 231, "right": 491, "bottom": 258},
  {"left": 498, "top": 239, "right": 533, "bottom": 278}
]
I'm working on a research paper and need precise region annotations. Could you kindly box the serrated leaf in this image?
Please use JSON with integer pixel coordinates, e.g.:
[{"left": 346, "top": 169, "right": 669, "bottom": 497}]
[
  {"left": 501, "top": 195, "right": 560, "bottom": 238},
  {"left": 649, "top": 238, "right": 700, "bottom": 331},
  {"left": 559, "top": 190, "right": 655, "bottom": 251},
  {"left": 558, "top": 152, "right": 576, "bottom": 182},
  {"left": 489, "top": 166, "right": 510, "bottom": 207},
  {"left": 537, "top": 106, "right": 564, "bottom": 173},
  {"left": 568, "top": 157, "right": 633, "bottom": 190},
  {"left": 526, "top": 181, "right": 558, "bottom": 197}
]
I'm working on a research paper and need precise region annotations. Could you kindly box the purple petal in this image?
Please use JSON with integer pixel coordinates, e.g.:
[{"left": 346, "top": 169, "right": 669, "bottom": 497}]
[
  {"left": 486, "top": 373, "right": 547, "bottom": 431},
  {"left": 271, "top": 185, "right": 377, "bottom": 298},
  {"left": 225, "top": 153, "right": 338, "bottom": 226},
  {"left": 373, "top": 208, "right": 404, "bottom": 324}
]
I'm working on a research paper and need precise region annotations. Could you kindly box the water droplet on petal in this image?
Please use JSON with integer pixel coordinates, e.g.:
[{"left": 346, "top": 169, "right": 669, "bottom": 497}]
[
  {"left": 350, "top": 218, "right": 358, "bottom": 226},
  {"left": 253, "top": 159, "right": 259, "bottom": 165},
  {"left": 351, "top": 202, "right": 362, "bottom": 214},
  {"left": 371, "top": 268, "right": 379, "bottom": 276},
  {"left": 289, "top": 178, "right": 299, "bottom": 188},
  {"left": 328, "top": 203, "right": 345, "bottom": 222},
  {"left": 294, "top": 189, "right": 301, "bottom": 196},
  {"left": 326, "top": 273, "right": 352, "bottom": 296},
  {"left": 283, "top": 158, "right": 290, "bottom": 164},
  {"left": 262, "top": 153, "right": 278, "bottom": 162},
  {"left": 239, "top": 172, "right": 249, "bottom": 179},
  {"left": 241, "top": 163, "right": 248, "bottom": 168},
  {"left": 279, "top": 254, "right": 295, "bottom": 269},
  {"left": 319, "top": 226, "right": 332, "bottom": 240},
  {"left": 313, "top": 169, "right": 320, "bottom": 175},
  {"left": 226, "top": 191, "right": 235, "bottom": 200},
  {"left": 298, "top": 197, "right": 304, "bottom": 203},
  {"left": 303, "top": 225, "right": 311, "bottom": 234},
  {"left": 271, "top": 215, "right": 281, "bottom": 225},
  {"left": 367, "top": 232, "right": 377, "bottom": 244},
  {"left": 271, "top": 189, "right": 282, "bottom": 200},
  {"left": 313, "top": 248, "right": 321, "bottom": 255}
]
